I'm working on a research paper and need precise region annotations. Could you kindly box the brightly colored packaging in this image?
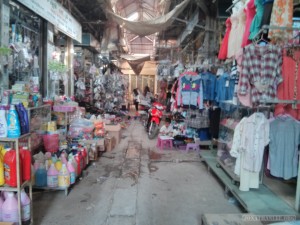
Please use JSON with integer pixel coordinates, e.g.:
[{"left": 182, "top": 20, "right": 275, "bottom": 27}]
[
  {"left": 0, "top": 194, "right": 4, "bottom": 220},
  {"left": 60, "top": 152, "right": 68, "bottom": 165},
  {"left": 67, "top": 162, "right": 76, "bottom": 185},
  {"left": 0, "top": 106, "right": 8, "bottom": 138},
  {"left": 7, "top": 104, "right": 21, "bottom": 138},
  {"left": 19, "top": 103, "right": 29, "bottom": 134},
  {"left": 69, "top": 155, "right": 78, "bottom": 178},
  {"left": 2, "top": 192, "right": 19, "bottom": 223},
  {"left": 55, "top": 160, "right": 62, "bottom": 171},
  {"left": 4, "top": 148, "right": 22, "bottom": 187},
  {"left": 80, "top": 147, "right": 88, "bottom": 169},
  {"left": 58, "top": 164, "right": 70, "bottom": 188},
  {"left": 35, "top": 164, "right": 47, "bottom": 187},
  {"left": 0, "top": 146, "right": 6, "bottom": 186},
  {"left": 20, "top": 189, "right": 31, "bottom": 222},
  {"left": 47, "top": 164, "right": 58, "bottom": 188},
  {"left": 20, "top": 147, "right": 31, "bottom": 182},
  {"left": 74, "top": 153, "right": 83, "bottom": 176}
]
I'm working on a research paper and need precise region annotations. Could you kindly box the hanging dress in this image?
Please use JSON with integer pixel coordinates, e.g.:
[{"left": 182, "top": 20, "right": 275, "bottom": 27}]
[
  {"left": 249, "top": 0, "right": 264, "bottom": 40},
  {"left": 242, "top": 0, "right": 256, "bottom": 47},
  {"left": 268, "top": 0, "right": 294, "bottom": 41},
  {"left": 218, "top": 18, "right": 232, "bottom": 60},
  {"left": 227, "top": 11, "right": 239, "bottom": 58},
  {"left": 234, "top": 8, "right": 246, "bottom": 56}
]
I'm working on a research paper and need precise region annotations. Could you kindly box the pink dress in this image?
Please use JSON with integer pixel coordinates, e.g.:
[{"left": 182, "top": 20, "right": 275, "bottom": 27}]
[
  {"left": 218, "top": 18, "right": 231, "bottom": 60},
  {"left": 242, "top": 0, "right": 256, "bottom": 47}
]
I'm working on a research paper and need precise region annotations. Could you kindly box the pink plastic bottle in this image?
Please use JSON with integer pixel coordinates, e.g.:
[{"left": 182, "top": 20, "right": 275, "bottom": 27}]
[
  {"left": 67, "top": 162, "right": 76, "bottom": 185},
  {"left": 21, "top": 189, "right": 31, "bottom": 223},
  {"left": 2, "top": 192, "right": 19, "bottom": 223},
  {"left": 60, "top": 152, "right": 68, "bottom": 165},
  {"left": 47, "top": 164, "right": 59, "bottom": 188},
  {"left": 0, "top": 194, "right": 4, "bottom": 221}
]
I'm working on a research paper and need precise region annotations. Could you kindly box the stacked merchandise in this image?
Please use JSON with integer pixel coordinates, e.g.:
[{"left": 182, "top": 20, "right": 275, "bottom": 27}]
[
  {"left": 0, "top": 144, "right": 32, "bottom": 224},
  {"left": 93, "top": 71, "right": 129, "bottom": 113}
]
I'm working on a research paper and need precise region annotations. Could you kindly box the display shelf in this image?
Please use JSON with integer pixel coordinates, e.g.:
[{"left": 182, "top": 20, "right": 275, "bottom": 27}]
[
  {"left": 216, "top": 158, "right": 239, "bottom": 184},
  {"left": 33, "top": 185, "right": 70, "bottom": 196},
  {"left": 0, "top": 134, "right": 33, "bottom": 225},
  {"left": 201, "top": 150, "right": 299, "bottom": 216},
  {"left": 0, "top": 180, "right": 31, "bottom": 192}
]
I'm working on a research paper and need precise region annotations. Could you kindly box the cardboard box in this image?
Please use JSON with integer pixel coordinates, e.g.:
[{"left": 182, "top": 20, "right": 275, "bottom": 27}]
[
  {"left": 105, "top": 136, "right": 116, "bottom": 152},
  {"left": 105, "top": 124, "right": 121, "bottom": 144}
]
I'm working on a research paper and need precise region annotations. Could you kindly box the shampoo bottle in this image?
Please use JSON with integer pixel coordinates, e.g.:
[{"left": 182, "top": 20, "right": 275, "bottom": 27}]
[
  {"left": 0, "top": 106, "right": 7, "bottom": 138},
  {"left": 7, "top": 105, "right": 21, "bottom": 138}
]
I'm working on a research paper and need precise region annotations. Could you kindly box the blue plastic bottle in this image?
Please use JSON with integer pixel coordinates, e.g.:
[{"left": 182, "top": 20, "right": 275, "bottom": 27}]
[
  {"left": 16, "top": 103, "right": 29, "bottom": 134},
  {"left": 35, "top": 164, "right": 47, "bottom": 187},
  {"left": 7, "top": 105, "right": 21, "bottom": 138}
]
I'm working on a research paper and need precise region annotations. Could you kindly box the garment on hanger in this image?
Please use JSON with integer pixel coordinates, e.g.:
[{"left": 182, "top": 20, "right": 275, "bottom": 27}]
[
  {"left": 184, "top": 109, "right": 209, "bottom": 129},
  {"left": 239, "top": 44, "right": 283, "bottom": 104},
  {"left": 218, "top": 18, "right": 232, "bottom": 60},
  {"left": 215, "top": 72, "right": 236, "bottom": 103},
  {"left": 209, "top": 107, "right": 221, "bottom": 139},
  {"left": 231, "top": 113, "right": 269, "bottom": 191},
  {"left": 228, "top": 7, "right": 246, "bottom": 58},
  {"left": 275, "top": 48, "right": 300, "bottom": 119},
  {"left": 269, "top": 116, "right": 300, "bottom": 180},
  {"left": 201, "top": 72, "right": 217, "bottom": 101},
  {"left": 249, "top": 0, "right": 264, "bottom": 40},
  {"left": 242, "top": 0, "right": 256, "bottom": 47},
  {"left": 268, "top": 0, "right": 293, "bottom": 40},
  {"left": 261, "top": 0, "right": 274, "bottom": 28},
  {"left": 176, "top": 72, "right": 204, "bottom": 109}
]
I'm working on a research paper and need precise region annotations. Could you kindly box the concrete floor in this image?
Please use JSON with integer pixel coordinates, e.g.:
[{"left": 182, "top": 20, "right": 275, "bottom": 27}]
[{"left": 33, "top": 120, "right": 241, "bottom": 225}]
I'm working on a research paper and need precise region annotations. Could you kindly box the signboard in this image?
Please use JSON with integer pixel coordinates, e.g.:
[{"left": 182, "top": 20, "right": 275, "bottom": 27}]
[{"left": 17, "top": 0, "right": 82, "bottom": 43}]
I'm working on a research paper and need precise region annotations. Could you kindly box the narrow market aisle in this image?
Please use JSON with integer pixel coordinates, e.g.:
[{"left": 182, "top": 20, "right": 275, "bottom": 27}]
[{"left": 33, "top": 120, "right": 241, "bottom": 225}]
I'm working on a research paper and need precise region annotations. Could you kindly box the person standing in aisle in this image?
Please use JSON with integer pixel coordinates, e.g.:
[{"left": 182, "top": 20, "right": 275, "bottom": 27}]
[{"left": 133, "top": 88, "right": 140, "bottom": 113}]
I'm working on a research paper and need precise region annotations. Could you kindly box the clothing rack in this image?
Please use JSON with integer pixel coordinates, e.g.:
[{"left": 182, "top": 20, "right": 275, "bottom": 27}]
[
  {"left": 225, "top": 0, "right": 242, "bottom": 13},
  {"left": 260, "top": 99, "right": 300, "bottom": 109}
]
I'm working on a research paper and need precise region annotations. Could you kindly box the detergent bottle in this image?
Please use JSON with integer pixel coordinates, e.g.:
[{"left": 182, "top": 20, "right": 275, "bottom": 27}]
[
  {"left": 4, "top": 148, "right": 22, "bottom": 187},
  {"left": 60, "top": 152, "right": 68, "bottom": 165},
  {"left": 0, "top": 194, "right": 4, "bottom": 220},
  {"left": 68, "top": 154, "right": 78, "bottom": 178},
  {"left": 0, "top": 105, "right": 8, "bottom": 138},
  {"left": 35, "top": 164, "right": 47, "bottom": 187},
  {"left": 7, "top": 104, "right": 21, "bottom": 138},
  {"left": 74, "top": 152, "right": 83, "bottom": 176},
  {"left": 47, "top": 163, "right": 58, "bottom": 188},
  {"left": 18, "top": 103, "right": 29, "bottom": 134},
  {"left": 58, "top": 164, "right": 70, "bottom": 188},
  {"left": 55, "top": 159, "right": 62, "bottom": 172},
  {"left": 2, "top": 192, "right": 18, "bottom": 223},
  {"left": 80, "top": 146, "right": 88, "bottom": 169},
  {"left": 0, "top": 146, "right": 6, "bottom": 186},
  {"left": 20, "top": 146, "right": 31, "bottom": 182},
  {"left": 67, "top": 162, "right": 76, "bottom": 185},
  {"left": 20, "top": 189, "right": 31, "bottom": 223}
]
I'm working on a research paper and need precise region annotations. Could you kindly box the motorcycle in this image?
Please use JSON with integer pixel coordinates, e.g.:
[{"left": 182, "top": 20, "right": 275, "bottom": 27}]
[{"left": 145, "top": 102, "right": 165, "bottom": 139}]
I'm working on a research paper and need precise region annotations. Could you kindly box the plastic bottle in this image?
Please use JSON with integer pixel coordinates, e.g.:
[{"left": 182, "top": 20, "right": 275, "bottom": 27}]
[
  {"left": 58, "top": 164, "right": 70, "bottom": 188},
  {"left": 4, "top": 148, "right": 22, "bottom": 187},
  {"left": 19, "top": 103, "right": 29, "bottom": 134},
  {"left": 67, "top": 162, "right": 76, "bottom": 185},
  {"left": 16, "top": 103, "right": 25, "bottom": 135},
  {"left": 55, "top": 159, "right": 62, "bottom": 172},
  {"left": 7, "top": 104, "right": 21, "bottom": 138},
  {"left": 0, "top": 106, "right": 8, "bottom": 138},
  {"left": 21, "top": 189, "right": 31, "bottom": 223},
  {"left": 60, "top": 152, "right": 68, "bottom": 165},
  {"left": 35, "top": 164, "right": 47, "bottom": 187},
  {"left": 20, "top": 146, "right": 31, "bottom": 182},
  {"left": 80, "top": 147, "right": 88, "bottom": 169},
  {"left": 69, "top": 155, "right": 78, "bottom": 178},
  {"left": 2, "top": 192, "right": 18, "bottom": 223},
  {"left": 0, "top": 146, "right": 6, "bottom": 185},
  {"left": 74, "top": 152, "right": 83, "bottom": 176},
  {"left": 0, "top": 194, "right": 4, "bottom": 221},
  {"left": 47, "top": 163, "right": 58, "bottom": 188}
]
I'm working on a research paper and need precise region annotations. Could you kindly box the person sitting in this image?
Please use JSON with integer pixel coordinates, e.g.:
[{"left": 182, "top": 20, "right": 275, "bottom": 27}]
[{"left": 159, "top": 118, "right": 173, "bottom": 137}]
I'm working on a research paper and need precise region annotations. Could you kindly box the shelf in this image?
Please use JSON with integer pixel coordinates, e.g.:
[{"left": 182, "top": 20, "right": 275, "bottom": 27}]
[
  {"left": 0, "top": 180, "right": 31, "bottom": 192},
  {"left": 216, "top": 158, "right": 240, "bottom": 183},
  {"left": 0, "top": 133, "right": 31, "bottom": 142}
]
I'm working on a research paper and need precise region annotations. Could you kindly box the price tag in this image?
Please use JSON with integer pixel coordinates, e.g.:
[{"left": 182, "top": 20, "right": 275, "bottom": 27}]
[{"left": 225, "top": 80, "right": 229, "bottom": 87}]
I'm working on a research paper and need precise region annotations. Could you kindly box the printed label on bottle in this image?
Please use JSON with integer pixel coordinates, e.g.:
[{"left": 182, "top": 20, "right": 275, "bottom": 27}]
[
  {"left": 22, "top": 203, "right": 31, "bottom": 221},
  {"left": 70, "top": 172, "right": 76, "bottom": 184},
  {"left": 3, "top": 210, "right": 19, "bottom": 222},
  {"left": 4, "top": 163, "right": 10, "bottom": 180},
  {"left": 58, "top": 175, "right": 70, "bottom": 187},
  {"left": 47, "top": 175, "right": 58, "bottom": 187}
]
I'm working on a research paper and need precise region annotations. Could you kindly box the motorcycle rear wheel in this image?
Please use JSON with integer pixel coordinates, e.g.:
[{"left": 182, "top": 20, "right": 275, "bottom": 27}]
[{"left": 148, "top": 122, "right": 159, "bottom": 139}]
